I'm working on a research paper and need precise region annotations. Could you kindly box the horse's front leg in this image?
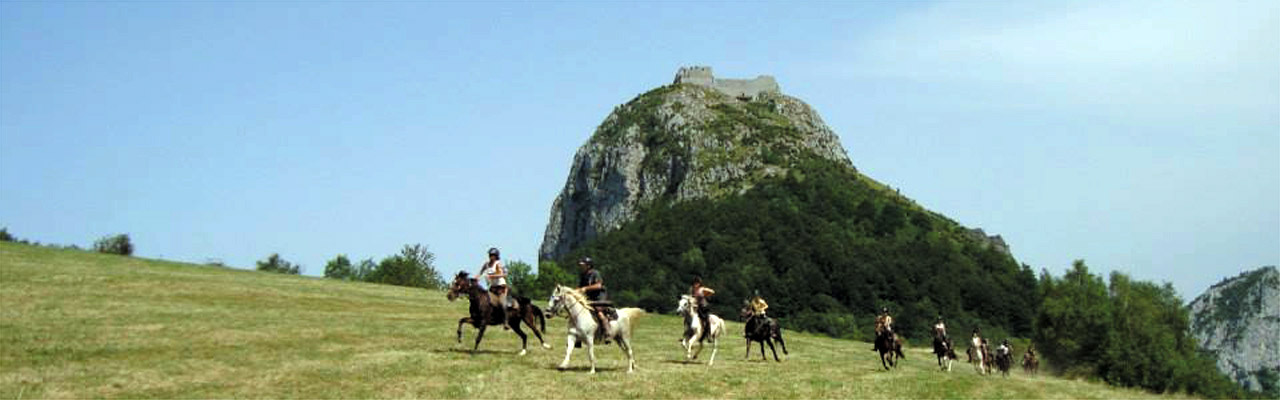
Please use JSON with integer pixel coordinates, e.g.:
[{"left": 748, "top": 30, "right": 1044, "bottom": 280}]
[
  {"left": 559, "top": 334, "right": 576, "bottom": 370},
  {"left": 767, "top": 339, "right": 780, "bottom": 362},
  {"left": 586, "top": 337, "right": 597, "bottom": 374},
  {"left": 457, "top": 318, "right": 471, "bottom": 343},
  {"left": 472, "top": 325, "right": 487, "bottom": 353},
  {"left": 759, "top": 341, "right": 767, "bottom": 361}
]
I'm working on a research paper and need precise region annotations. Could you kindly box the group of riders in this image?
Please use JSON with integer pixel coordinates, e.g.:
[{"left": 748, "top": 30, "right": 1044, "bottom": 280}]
[
  {"left": 472, "top": 247, "right": 768, "bottom": 342},
  {"left": 470, "top": 247, "right": 1033, "bottom": 372}
]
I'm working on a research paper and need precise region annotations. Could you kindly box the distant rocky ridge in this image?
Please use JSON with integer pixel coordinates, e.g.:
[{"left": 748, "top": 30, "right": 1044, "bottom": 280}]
[{"left": 1189, "top": 266, "right": 1280, "bottom": 391}]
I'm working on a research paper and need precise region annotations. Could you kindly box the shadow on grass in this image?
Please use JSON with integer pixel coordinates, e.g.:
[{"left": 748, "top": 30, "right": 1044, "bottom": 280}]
[
  {"left": 430, "top": 348, "right": 517, "bottom": 356},
  {"left": 552, "top": 365, "right": 623, "bottom": 373}
]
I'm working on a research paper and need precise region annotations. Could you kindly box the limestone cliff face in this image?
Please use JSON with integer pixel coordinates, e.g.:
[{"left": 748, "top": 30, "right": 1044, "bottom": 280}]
[
  {"left": 1189, "top": 266, "right": 1280, "bottom": 391},
  {"left": 539, "top": 69, "right": 850, "bottom": 261}
]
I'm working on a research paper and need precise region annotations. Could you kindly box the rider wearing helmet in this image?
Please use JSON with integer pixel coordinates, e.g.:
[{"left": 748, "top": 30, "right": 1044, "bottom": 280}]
[
  {"left": 690, "top": 276, "right": 716, "bottom": 342},
  {"left": 476, "top": 247, "right": 510, "bottom": 330},
  {"left": 576, "top": 257, "right": 609, "bottom": 338}
]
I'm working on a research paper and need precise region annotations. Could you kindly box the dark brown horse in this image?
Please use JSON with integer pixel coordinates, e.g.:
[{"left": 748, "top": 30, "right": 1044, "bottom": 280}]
[
  {"left": 446, "top": 271, "right": 549, "bottom": 355},
  {"left": 875, "top": 330, "right": 906, "bottom": 370},
  {"left": 739, "top": 303, "right": 788, "bottom": 362}
]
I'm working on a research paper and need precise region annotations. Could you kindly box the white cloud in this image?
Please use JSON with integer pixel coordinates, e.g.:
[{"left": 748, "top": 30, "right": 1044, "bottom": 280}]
[{"left": 840, "top": 1, "right": 1279, "bottom": 118}]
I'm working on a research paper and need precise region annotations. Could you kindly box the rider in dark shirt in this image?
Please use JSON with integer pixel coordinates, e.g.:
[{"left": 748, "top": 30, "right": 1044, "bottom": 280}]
[{"left": 576, "top": 257, "right": 608, "bottom": 338}]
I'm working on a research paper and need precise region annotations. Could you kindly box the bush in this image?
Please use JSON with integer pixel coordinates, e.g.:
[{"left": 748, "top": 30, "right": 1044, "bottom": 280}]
[
  {"left": 0, "top": 228, "right": 13, "bottom": 242},
  {"left": 256, "top": 253, "right": 301, "bottom": 275},
  {"left": 93, "top": 234, "right": 134, "bottom": 256},
  {"left": 365, "top": 244, "right": 445, "bottom": 289},
  {"left": 324, "top": 254, "right": 355, "bottom": 280}
]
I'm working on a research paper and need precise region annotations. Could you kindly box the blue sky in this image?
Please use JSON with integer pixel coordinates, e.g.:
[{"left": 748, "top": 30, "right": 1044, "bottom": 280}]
[{"left": 1, "top": 1, "right": 1276, "bottom": 300}]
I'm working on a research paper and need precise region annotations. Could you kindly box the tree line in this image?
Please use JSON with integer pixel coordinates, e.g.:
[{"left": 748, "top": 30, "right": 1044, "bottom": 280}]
[{"left": 3, "top": 227, "right": 134, "bottom": 256}]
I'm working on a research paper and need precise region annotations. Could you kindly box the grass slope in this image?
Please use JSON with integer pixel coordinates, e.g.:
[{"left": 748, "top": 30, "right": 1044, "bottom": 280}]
[{"left": 1, "top": 242, "right": 1169, "bottom": 399}]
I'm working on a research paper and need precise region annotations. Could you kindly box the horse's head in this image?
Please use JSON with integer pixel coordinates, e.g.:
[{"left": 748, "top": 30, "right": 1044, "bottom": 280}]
[
  {"left": 739, "top": 301, "right": 754, "bottom": 320},
  {"left": 676, "top": 295, "right": 693, "bottom": 315},
  {"left": 446, "top": 271, "right": 472, "bottom": 301},
  {"left": 547, "top": 285, "right": 571, "bottom": 317}
]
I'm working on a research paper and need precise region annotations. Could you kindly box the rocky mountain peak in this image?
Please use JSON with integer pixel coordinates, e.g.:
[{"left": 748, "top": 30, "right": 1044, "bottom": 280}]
[
  {"left": 539, "top": 68, "right": 851, "bottom": 261},
  {"left": 1189, "top": 266, "right": 1280, "bottom": 391}
]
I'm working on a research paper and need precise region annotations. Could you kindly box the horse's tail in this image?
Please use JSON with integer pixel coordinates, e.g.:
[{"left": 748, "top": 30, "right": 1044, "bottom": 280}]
[
  {"left": 534, "top": 304, "right": 546, "bottom": 333},
  {"left": 617, "top": 307, "right": 646, "bottom": 336}
]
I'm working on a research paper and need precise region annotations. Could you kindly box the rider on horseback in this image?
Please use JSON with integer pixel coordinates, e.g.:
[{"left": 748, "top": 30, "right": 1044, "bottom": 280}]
[
  {"left": 873, "top": 307, "right": 894, "bottom": 351},
  {"left": 476, "top": 247, "right": 510, "bottom": 330},
  {"left": 690, "top": 276, "right": 716, "bottom": 342},
  {"left": 934, "top": 315, "right": 948, "bottom": 341},
  {"left": 575, "top": 256, "right": 609, "bottom": 341}
]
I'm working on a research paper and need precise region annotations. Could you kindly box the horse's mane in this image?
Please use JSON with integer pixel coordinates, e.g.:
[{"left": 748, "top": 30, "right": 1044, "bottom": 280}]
[{"left": 557, "top": 285, "right": 589, "bottom": 306}]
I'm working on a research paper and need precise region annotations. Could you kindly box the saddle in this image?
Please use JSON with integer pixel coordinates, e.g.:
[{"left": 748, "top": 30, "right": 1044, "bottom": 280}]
[
  {"left": 590, "top": 300, "right": 618, "bottom": 321},
  {"left": 486, "top": 292, "right": 517, "bottom": 310}
]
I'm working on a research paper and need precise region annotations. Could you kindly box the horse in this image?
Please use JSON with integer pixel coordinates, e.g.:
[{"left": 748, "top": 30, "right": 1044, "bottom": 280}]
[
  {"left": 994, "top": 342, "right": 1013, "bottom": 377},
  {"left": 676, "top": 295, "right": 725, "bottom": 365},
  {"left": 738, "top": 302, "right": 788, "bottom": 362},
  {"left": 446, "top": 271, "right": 550, "bottom": 355},
  {"left": 874, "top": 330, "right": 906, "bottom": 370},
  {"left": 546, "top": 285, "right": 645, "bottom": 374},
  {"left": 933, "top": 335, "right": 957, "bottom": 372},
  {"left": 1022, "top": 345, "right": 1039, "bottom": 376},
  {"left": 969, "top": 335, "right": 989, "bottom": 375}
]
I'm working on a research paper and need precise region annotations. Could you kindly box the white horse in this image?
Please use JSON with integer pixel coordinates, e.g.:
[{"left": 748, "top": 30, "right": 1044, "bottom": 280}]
[
  {"left": 676, "top": 295, "right": 725, "bottom": 366},
  {"left": 971, "top": 335, "right": 989, "bottom": 375},
  {"left": 547, "top": 285, "right": 644, "bottom": 374}
]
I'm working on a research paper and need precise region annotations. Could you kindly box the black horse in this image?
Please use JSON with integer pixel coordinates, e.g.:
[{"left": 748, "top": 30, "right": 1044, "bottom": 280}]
[
  {"left": 933, "top": 335, "right": 957, "bottom": 371},
  {"left": 875, "top": 330, "right": 906, "bottom": 370},
  {"left": 995, "top": 343, "right": 1014, "bottom": 377},
  {"left": 739, "top": 303, "right": 788, "bottom": 362},
  {"left": 446, "top": 271, "right": 549, "bottom": 355}
]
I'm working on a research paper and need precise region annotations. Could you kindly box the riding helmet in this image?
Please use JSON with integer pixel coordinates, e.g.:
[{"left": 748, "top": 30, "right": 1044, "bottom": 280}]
[
  {"left": 579, "top": 256, "right": 593, "bottom": 266},
  {"left": 488, "top": 247, "right": 500, "bottom": 257}
]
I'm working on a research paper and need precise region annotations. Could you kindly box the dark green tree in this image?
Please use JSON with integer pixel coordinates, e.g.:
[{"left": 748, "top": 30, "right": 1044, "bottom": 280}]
[
  {"left": 93, "top": 234, "right": 133, "bottom": 256},
  {"left": 1034, "top": 260, "right": 1110, "bottom": 377},
  {"left": 506, "top": 260, "right": 534, "bottom": 293}
]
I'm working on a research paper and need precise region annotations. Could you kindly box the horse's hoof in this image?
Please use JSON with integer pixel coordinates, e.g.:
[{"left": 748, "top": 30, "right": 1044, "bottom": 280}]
[
  {"left": 519, "top": 349, "right": 527, "bottom": 356},
  {"left": 541, "top": 343, "right": 552, "bottom": 350},
  {"left": 557, "top": 364, "right": 568, "bottom": 370},
  {"left": 589, "top": 370, "right": 596, "bottom": 375}
]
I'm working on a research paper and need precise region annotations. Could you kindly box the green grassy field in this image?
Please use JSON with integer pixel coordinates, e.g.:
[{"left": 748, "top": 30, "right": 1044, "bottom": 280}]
[{"left": 1, "top": 242, "right": 1175, "bottom": 398}]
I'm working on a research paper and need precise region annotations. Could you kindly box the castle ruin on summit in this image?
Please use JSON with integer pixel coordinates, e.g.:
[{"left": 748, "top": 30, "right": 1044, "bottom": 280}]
[{"left": 673, "top": 66, "right": 780, "bottom": 99}]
